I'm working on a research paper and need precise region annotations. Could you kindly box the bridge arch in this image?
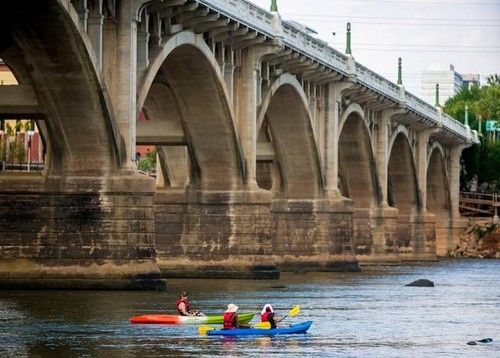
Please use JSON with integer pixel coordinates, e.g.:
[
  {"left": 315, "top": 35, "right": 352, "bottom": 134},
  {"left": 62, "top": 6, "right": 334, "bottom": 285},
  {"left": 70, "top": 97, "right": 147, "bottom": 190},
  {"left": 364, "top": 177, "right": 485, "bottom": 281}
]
[
  {"left": 138, "top": 32, "right": 244, "bottom": 189},
  {"left": 338, "top": 103, "right": 380, "bottom": 208},
  {"left": 257, "top": 74, "right": 324, "bottom": 198},
  {"left": 387, "top": 129, "right": 420, "bottom": 214},
  {"left": 0, "top": 0, "right": 121, "bottom": 175},
  {"left": 427, "top": 144, "right": 451, "bottom": 214}
]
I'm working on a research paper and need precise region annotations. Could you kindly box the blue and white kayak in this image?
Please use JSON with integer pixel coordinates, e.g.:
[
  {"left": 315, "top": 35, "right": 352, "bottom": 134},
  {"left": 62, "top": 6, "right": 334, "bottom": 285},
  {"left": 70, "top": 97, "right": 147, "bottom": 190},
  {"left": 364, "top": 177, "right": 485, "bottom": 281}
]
[{"left": 206, "top": 321, "right": 312, "bottom": 336}]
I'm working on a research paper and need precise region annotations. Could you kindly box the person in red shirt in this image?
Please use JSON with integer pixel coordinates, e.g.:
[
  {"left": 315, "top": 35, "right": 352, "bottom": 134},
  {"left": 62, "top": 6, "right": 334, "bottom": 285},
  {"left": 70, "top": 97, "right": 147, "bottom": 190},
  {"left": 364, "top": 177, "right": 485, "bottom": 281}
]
[
  {"left": 260, "top": 304, "right": 284, "bottom": 328},
  {"left": 176, "top": 291, "right": 205, "bottom": 316},
  {"left": 223, "top": 303, "right": 250, "bottom": 329}
]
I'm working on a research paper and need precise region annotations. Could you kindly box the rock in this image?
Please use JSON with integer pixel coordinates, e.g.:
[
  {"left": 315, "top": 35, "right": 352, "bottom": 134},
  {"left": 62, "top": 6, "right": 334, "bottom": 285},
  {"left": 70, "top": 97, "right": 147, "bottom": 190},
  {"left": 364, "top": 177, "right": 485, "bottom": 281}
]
[
  {"left": 467, "top": 338, "right": 493, "bottom": 345},
  {"left": 405, "top": 279, "right": 434, "bottom": 287},
  {"left": 477, "top": 338, "right": 493, "bottom": 343}
]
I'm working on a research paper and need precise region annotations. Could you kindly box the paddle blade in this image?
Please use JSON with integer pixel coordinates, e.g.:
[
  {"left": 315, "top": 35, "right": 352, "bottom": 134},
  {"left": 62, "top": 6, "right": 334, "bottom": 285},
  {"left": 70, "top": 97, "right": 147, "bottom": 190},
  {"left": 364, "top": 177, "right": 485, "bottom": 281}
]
[
  {"left": 288, "top": 305, "right": 300, "bottom": 317},
  {"left": 198, "top": 326, "right": 214, "bottom": 335},
  {"left": 253, "top": 321, "right": 271, "bottom": 329}
]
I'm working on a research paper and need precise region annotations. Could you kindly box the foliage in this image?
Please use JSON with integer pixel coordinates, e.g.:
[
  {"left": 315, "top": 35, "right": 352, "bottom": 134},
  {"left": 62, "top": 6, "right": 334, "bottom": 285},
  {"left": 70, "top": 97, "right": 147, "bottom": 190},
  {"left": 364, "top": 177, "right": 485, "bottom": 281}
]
[
  {"left": 486, "top": 74, "right": 500, "bottom": 86},
  {"left": 5, "top": 122, "right": 14, "bottom": 136},
  {"left": 478, "top": 141, "right": 500, "bottom": 185},
  {"left": 444, "top": 76, "right": 500, "bottom": 191},
  {"left": 8, "top": 137, "right": 27, "bottom": 163},
  {"left": 0, "top": 138, "right": 7, "bottom": 162},
  {"left": 472, "top": 222, "right": 497, "bottom": 240},
  {"left": 460, "top": 144, "right": 480, "bottom": 186},
  {"left": 137, "top": 150, "right": 156, "bottom": 171}
]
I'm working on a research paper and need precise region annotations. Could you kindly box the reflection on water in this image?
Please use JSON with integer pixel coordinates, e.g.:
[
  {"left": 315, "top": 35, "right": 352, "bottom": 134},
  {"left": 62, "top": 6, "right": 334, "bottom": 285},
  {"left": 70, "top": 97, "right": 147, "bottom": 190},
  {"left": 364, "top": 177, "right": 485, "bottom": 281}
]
[{"left": 0, "top": 259, "right": 499, "bottom": 357}]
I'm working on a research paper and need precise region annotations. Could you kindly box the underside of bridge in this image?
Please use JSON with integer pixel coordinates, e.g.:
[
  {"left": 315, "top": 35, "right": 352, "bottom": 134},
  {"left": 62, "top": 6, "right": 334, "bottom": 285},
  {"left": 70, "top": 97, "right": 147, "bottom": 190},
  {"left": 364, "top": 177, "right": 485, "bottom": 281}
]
[
  {"left": 339, "top": 111, "right": 399, "bottom": 263},
  {"left": 142, "top": 42, "right": 279, "bottom": 278},
  {"left": 262, "top": 83, "right": 357, "bottom": 271},
  {"left": 389, "top": 133, "right": 436, "bottom": 261},
  {"left": 0, "top": 0, "right": 164, "bottom": 289}
]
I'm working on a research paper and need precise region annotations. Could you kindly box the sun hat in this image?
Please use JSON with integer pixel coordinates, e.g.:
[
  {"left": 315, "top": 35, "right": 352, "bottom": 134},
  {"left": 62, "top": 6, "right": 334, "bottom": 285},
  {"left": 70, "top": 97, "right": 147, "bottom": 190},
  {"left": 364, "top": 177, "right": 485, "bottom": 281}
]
[
  {"left": 261, "top": 304, "right": 274, "bottom": 315},
  {"left": 226, "top": 303, "right": 239, "bottom": 313}
]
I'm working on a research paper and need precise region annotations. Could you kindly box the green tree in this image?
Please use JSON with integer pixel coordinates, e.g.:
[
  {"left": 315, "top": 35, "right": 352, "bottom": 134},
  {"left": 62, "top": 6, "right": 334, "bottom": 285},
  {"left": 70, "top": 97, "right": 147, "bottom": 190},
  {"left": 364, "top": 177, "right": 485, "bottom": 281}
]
[
  {"left": 444, "top": 76, "right": 500, "bottom": 191},
  {"left": 443, "top": 85, "right": 481, "bottom": 131},
  {"left": 479, "top": 141, "right": 500, "bottom": 185},
  {"left": 137, "top": 150, "right": 156, "bottom": 171},
  {"left": 486, "top": 74, "right": 500, "bottom": 86},
  {"left": 8, "top": 137, "right": 26, "bottom": 163}
]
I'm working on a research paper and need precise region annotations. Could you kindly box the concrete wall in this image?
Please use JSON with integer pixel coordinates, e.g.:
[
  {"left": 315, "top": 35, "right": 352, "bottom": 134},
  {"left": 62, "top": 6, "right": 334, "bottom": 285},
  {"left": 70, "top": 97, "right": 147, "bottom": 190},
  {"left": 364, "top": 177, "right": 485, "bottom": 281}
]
[{"left": 0, "top": 175, "right": 165, "bottom": 289}]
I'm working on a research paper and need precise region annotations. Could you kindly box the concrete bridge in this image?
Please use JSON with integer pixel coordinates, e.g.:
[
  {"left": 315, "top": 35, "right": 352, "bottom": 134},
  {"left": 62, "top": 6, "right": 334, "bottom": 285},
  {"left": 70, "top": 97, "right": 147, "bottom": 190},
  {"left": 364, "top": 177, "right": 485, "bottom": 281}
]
[{"left": 0, "top": 0, "right": 477, "bottom": 289}]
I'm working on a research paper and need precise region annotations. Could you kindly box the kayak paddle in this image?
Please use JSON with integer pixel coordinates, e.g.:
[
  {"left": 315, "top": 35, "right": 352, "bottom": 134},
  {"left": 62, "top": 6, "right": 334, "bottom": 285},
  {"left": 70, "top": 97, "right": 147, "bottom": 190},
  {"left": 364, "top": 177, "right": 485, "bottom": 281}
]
[
  {"left": 198, "top": 321, "right": 271, "bottom": 335},
  {"left": 284, "top": 305, "right": 300, "bottom": 319}
]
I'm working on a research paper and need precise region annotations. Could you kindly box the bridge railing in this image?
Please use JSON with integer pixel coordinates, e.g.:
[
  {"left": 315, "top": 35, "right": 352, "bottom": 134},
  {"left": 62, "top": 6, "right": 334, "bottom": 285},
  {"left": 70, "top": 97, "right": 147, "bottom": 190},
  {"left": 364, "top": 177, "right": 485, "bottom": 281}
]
[
  {"left": 197, "top": 0, "right": 473, "bottom": 142},
  {"left": 281, "top": 21, "right": 350, "bottom": 74},
  {"left": 442, "top": 112, "right": 471, "bottom": 137},
  {"left": 354, "top": 62, "right": 401, "bottom": 100},
  {"left": 405, "top": 92, "right": 440, "bottom": 121},
  {"left": 198, "top": 0, "right": 275, "bottom": 36}
]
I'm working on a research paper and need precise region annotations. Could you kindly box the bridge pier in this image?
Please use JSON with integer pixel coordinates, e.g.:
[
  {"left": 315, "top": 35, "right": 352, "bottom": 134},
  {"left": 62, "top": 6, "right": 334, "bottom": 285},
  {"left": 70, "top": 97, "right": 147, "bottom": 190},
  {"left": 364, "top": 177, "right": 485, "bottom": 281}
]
[
  {"left": 271, "top": 197, "right": 359, "bottom": 272},
  {"left": 0, "top": 174, "right": 165, "bottom": 290},
  {"left": 435, "top": 214, "right": 468, "bottom": 257},
  {"left": 353, "top": 207, "right": 401, "bottom": 264},
  {"left": 398, "top": 213, "right": 437, "bottom": 261},
  {"left": 154, "top": 188, "right": 279, "bottom": 278}
]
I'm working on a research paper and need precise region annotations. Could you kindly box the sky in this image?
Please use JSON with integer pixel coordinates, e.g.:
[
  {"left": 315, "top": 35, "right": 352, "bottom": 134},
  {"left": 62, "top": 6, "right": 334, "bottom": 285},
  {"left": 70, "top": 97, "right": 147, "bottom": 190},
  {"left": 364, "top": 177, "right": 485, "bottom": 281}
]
[{"left": 248, "top": 0, "right": 500, "bottom": 98}]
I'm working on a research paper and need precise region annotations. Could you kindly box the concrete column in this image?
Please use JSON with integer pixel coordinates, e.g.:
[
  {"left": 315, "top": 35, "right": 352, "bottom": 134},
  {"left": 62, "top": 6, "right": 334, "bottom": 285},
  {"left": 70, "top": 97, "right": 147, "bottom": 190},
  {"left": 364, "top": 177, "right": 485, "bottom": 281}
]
[
  {"left": 324, "top": 82, "right": 353, "bottom": 196},
  {"left": 103, "top": 19, "right": 117, "bottom": 106},
  {"left": 137, "top": 27, "right": 150, "bottom": 78},
  {"left": 224, "top": 46, "right": 234, "bottom": 105},
  {"left": 416, "top": 128, "right": 439, "bottom": 212},
  {"left": 87, "top": 14, "right": 104, "bottom": 68},
  {"left": 378, "top": 109, "right": 403, "bottom": 206},
  {"left": 235, "top": 45, "right": 277, "bottom": 188},
  {"left": 116, "top": 0, "right": 138, "bottom": 170},
  {"left": 377, "top": 112, "right": 389, "bottom": 206},
  {"left": 449, "top": 145, "right": 465, "bottom": 220},
  {"left": 74, "top": 0, "right": 89, "bottom": 31}
]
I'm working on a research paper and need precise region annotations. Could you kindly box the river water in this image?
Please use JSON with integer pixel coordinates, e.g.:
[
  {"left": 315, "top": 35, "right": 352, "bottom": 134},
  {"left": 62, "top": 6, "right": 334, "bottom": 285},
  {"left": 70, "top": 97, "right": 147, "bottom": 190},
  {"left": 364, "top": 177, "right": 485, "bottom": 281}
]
[{"left": 0, "top": 259, "right": 498, "bottom": 357}]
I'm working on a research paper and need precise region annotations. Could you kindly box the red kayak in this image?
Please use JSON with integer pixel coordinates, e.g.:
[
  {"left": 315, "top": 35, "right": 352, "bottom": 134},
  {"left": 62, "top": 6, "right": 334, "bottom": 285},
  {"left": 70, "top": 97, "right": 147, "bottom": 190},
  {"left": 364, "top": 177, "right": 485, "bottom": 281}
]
[{"left": 129, "top": 312, "right": 254, "bottom": 325}]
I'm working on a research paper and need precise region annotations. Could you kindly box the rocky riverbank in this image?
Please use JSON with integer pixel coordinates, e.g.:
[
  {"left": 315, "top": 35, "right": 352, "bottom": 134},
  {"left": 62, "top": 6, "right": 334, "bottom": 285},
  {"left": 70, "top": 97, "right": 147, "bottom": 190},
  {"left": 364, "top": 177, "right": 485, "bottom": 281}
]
[{"left": 448, "top": 219, "right": 500, "bottom": 258}]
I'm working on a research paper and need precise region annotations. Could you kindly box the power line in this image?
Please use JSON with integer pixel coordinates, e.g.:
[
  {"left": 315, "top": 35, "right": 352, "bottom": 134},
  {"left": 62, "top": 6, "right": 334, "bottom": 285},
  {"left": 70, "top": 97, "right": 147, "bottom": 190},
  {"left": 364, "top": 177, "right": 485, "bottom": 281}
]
[
  {"left": 347, "top": 48, "right": 500, "bottom": 53},
  {"left": 344, "top": 43, "right": 500, "bottom": 49},
  {"left": 286, "top": 17, "right": 500, "bottom": 27},
  {"left": 313, "top": 0, "right": 499, "bottom": 5},
  {"left": 284, "top": 13, "right": 499, "bottom": 22}
]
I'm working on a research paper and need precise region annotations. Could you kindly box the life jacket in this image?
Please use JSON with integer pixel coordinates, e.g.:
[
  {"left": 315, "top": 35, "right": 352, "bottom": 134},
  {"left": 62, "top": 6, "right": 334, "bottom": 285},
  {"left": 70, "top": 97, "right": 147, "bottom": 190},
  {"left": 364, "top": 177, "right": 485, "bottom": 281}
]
[
  {"left": 261, "top": 311, "right": 276, "bottom": 328},
  {"left": 223, "top": 312, "right": 236, "bottom": 330},
  {"left": 261, "top": 311, "right": 271, "bottom": 323},
  {"left": 176, "top": 298, "right": 191, "bottom": 316}
]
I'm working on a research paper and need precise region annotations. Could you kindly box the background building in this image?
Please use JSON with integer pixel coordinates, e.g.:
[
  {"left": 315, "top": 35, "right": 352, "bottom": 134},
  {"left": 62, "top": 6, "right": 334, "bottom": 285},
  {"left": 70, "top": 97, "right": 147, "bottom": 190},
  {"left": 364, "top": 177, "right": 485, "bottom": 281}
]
[
  {"left": 421, "top": 64, "right": 463, "bottom": 105},
  {"left": 462, "top": 73, "right": 481, "bottom": 89}
]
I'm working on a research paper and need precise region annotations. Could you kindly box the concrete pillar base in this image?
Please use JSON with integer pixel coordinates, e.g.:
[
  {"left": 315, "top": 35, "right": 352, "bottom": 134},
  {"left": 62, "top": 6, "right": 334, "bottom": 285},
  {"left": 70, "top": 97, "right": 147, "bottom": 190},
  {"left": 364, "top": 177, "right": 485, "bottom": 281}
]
[
  {"left": 435, "top": 215, "right": 468, "bottom": 257},
  {"left": 154, "top": 188, "right": 279, "bottom": 279},
  {"left": 0, "top": 174, "right": 163, "bottom": 290},
  {"left": 0, "top": 259, "right": 165, "bottom": 290},
  {"left": 354, "top": 207, "right": 401, "bottom": 264},
  {"left": 271, "top": 197, "right": 359, "bottom": 272},
  {"left": 398, "top": 212, "right": 438, "bottom": 261}
]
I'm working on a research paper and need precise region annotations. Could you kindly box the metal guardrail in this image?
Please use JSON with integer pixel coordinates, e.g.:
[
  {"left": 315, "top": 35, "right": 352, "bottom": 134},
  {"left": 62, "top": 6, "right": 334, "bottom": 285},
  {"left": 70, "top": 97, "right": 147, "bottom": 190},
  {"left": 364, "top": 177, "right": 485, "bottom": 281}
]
[{"left": 0, "top": 162, "right": 44, "bottom": 172}]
